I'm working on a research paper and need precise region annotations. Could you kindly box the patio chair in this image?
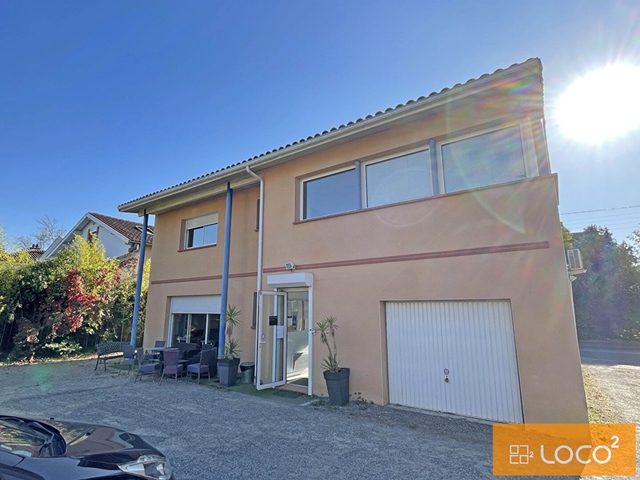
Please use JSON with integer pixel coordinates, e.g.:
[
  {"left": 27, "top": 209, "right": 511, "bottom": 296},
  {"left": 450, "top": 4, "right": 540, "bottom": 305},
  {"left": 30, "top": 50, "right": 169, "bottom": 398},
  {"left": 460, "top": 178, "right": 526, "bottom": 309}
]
[
  {"left": 118, "top": 344, "right": 138, "bottom": 375},
  {"left": 134, "top": 357, "right": 160, "bottom": 383},
  {"left": 186, "top": 348, "right": 215, "bottom": 384},
  {"left": 161, "top": 348, "right": 183, "bottom": 381}
]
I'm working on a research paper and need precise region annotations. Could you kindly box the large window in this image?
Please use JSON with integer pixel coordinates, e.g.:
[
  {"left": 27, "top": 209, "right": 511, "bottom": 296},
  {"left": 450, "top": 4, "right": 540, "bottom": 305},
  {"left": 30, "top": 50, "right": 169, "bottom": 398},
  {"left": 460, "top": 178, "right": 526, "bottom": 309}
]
[
  {"left": 441, "top": 125, "right": 526, "bottom": 193},
  {"left": 299, "top": 123, "right": 534, "bottom": 220},
  {"left": 184, "top": 212, "right": 218, "bottom": 249},
  {"left": 171, "top": 313, "right": 220, "bottom": 347},
  {"left": 365, "top": 150, "right": 431, "bottom": 207},
  {"left": 303, "top": 169, "right": 359, "bottom": 219}
]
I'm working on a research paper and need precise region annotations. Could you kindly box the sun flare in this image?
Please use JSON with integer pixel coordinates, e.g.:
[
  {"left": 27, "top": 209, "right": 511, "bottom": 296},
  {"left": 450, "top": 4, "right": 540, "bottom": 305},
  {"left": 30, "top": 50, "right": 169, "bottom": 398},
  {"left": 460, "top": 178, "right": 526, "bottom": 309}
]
[{"left": 556, "top": 64, "right": 640, "bottom": 144}]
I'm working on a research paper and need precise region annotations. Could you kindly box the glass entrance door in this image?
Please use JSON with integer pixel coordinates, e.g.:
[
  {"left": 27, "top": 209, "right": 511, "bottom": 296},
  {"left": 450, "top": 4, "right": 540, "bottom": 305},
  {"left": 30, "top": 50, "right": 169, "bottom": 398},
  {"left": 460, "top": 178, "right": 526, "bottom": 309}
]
[
  {"left": 286, "top": 290, "right": 309, "bottom": 388},
  {"left": 256, "top": 291, "right": 287, "bottom": 390}
]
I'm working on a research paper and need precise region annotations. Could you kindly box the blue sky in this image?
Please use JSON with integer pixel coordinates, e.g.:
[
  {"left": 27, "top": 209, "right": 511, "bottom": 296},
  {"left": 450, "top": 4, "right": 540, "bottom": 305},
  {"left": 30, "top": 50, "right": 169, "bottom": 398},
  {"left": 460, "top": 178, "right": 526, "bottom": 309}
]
[{"left": 1, "top": 1, "right": 639, "bottom": 246}]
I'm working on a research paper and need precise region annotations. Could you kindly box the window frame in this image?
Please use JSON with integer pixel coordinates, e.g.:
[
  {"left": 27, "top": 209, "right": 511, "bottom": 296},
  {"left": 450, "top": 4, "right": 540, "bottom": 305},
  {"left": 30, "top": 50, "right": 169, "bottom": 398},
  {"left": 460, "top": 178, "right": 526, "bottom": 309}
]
[
  {"left": 300, "top": 166, "right": 358, "bottom": 220},
  {"left": 436, "top": 121, "right": 539, "bottom": 194},
  {"left": 183, "top": 212, "right": 218, "bottom": 250},
  {"left": 296, "top": 119, "right": 539, "bottom": 222},
  {"left": 361, "top": 146, "right": 432, "bottom": 208}
]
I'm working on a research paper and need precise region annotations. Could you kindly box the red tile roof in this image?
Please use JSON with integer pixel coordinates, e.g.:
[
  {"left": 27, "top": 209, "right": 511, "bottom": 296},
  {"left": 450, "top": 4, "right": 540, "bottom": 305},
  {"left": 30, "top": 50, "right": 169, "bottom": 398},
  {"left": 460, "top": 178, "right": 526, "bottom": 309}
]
[{"left": 89, "top": 213, "right": 153, "bottom": 245}]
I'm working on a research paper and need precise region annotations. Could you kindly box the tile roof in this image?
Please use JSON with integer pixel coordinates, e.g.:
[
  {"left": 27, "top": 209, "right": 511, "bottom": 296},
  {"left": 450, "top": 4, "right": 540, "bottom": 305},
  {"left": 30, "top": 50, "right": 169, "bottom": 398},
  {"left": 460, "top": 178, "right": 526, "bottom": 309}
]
[
  {"left": 120, "top": 58, "right": 542, "bottom": 209},
  {"left": 90, "top": 213, "right": 153, "bottom": 245}
]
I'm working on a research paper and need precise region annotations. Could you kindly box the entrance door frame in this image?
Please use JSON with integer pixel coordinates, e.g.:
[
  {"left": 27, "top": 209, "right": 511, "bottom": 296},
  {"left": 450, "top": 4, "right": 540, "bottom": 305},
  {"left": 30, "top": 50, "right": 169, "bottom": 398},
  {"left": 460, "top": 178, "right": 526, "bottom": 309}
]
[
  {"left": 261, "top": 272, "right": 314, "bottom": 396},
  {"left": 256, "top": 291, "right": 287, "bottom": 390},
  {"left": 277, "top": 286, "right": 312, "bottom": 396}
]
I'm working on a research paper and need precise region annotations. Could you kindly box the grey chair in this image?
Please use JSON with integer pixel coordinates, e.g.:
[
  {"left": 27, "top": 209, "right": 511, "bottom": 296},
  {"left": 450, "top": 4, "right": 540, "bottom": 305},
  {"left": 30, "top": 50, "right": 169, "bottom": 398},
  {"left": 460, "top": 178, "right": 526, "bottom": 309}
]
[
  {"left": 186, "top": 348, "right": 215, "bottom": 384},
  {"left": 134, "top": 356, "right": 160, "bottom": 383},
  {"left": 119, "top": 344, "right": 138, "bottom": 375},
  {"left": 161, "top": 348, "right": 183, "bottom": 381}
]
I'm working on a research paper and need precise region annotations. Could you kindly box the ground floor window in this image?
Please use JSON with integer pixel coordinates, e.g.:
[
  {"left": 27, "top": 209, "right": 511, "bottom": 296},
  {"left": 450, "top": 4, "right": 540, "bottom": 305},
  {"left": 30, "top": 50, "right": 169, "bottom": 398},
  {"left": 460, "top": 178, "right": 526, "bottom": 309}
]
[{"left": 170, "top": 313, "right": 220, "bottom": 347}]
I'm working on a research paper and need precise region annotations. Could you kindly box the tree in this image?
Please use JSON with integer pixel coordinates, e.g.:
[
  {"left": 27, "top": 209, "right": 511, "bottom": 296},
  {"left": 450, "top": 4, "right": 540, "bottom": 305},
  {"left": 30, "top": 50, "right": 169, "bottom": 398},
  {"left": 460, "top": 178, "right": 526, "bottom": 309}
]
[
  {"left": 15, "top": 215, "right": 65, "bottom": 250},
  {"left": 572, "top": 225, "right": 640, "bottom": 340}
]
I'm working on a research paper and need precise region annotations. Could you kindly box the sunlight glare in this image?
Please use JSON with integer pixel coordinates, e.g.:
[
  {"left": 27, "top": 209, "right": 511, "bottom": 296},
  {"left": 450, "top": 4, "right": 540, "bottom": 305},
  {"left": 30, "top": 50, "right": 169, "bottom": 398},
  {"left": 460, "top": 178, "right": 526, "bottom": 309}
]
[{"left": 557, "top": 64, "right": 640, "bottom": 144}]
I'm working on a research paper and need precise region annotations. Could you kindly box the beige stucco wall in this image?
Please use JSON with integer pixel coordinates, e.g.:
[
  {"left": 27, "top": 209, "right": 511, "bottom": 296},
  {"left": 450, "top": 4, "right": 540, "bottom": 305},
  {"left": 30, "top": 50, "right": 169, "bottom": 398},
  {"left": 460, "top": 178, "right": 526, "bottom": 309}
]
[
  {"left": 141, "top": 77, "right": 587, "bottom": 424},
  {"left": 143, "top": 186, "right": 260, "bottom": 351}
]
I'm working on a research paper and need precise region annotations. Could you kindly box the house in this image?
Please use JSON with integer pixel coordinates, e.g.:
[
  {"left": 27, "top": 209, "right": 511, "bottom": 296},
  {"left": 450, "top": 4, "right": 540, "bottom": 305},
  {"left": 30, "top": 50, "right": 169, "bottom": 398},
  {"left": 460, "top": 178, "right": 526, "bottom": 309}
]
[
  {"left": 41, "top": 212, "right": 153, "bottom": 263},
  {"left": 119, "top": 58, "right": 588, "bottom": 424}
]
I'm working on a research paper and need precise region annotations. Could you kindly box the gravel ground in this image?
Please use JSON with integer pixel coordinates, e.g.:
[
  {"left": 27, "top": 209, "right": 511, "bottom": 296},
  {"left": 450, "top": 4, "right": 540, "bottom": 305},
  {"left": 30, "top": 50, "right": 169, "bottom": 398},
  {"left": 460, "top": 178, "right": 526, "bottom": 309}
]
[
  {"left": 582, "top": 363, "right": 640, "bottom": 480},
  {"left": 0, "top": 358, "right": 574, "bottom": 480},
  {"left": 2, "top": 359, "right": 636, "bottom": 479}
]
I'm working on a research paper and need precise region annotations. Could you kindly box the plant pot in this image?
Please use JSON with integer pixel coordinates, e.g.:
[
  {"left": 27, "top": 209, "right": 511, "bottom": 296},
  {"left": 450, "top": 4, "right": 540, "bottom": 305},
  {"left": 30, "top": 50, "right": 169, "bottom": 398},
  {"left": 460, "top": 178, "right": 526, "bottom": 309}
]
[
  {"left": 217, "top": 357, "right": 240, "bottom": 386},
  {"left": 323, "top": 367, "right": 350, "bottom": 406}
]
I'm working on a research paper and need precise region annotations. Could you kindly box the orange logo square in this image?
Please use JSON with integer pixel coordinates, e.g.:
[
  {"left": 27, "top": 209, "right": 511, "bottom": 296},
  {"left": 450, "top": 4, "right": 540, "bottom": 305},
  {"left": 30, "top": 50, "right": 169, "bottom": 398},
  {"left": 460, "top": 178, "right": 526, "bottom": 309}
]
[{"left": 493, "top": 424, "right": 636, "bottom": 476}]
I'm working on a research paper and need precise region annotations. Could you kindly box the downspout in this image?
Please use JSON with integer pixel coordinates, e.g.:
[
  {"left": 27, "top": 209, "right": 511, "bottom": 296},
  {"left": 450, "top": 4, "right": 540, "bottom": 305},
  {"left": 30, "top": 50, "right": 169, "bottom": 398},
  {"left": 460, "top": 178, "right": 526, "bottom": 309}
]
[
  {"left": 218, "top": 183, "right": 233, "bottom": 358},
  {"left": 245, "top": 166, "right": 264, "bottom": 373},
  {"left": 245, "top": 166, "right": 264, "bottom": 297},
  {"left": 130, "top": 209, "right": 148, "bottom": 347}
]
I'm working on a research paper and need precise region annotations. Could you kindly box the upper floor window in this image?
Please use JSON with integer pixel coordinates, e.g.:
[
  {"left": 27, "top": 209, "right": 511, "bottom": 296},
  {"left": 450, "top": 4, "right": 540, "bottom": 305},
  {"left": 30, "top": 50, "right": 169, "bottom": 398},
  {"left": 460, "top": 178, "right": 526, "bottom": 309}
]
[
  {"left": 441, "top": 125, "right": 526, "bottom": 193},
  {"left": 303, "top": 168, "right": 359, "bottom": 219},
  {"left": 299, "top": 122, "right": 537, "bottom": 221},
  {"left": 184, "top": 212, "right": 218, "bottom": 249},
  {"left": 365, "top": 150, "right": 432, "bottom": 208}
]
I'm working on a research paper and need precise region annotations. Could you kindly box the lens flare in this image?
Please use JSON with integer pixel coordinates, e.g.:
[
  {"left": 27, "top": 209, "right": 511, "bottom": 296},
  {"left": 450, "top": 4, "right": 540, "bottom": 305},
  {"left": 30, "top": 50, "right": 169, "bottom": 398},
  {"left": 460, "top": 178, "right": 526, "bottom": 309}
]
[{"left": 557, "top": 64, "right": 640, "bottom": 144}]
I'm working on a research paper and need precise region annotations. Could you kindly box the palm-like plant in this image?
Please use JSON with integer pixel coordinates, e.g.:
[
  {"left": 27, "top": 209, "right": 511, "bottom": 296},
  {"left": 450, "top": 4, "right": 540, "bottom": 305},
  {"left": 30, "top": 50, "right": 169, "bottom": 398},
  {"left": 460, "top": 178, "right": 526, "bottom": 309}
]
[
  {"left": 222, "top": 305, "right": 242, "bottom": 359},
  {"left": 316, "top": 316, "right": 340, "bottom": 372}
]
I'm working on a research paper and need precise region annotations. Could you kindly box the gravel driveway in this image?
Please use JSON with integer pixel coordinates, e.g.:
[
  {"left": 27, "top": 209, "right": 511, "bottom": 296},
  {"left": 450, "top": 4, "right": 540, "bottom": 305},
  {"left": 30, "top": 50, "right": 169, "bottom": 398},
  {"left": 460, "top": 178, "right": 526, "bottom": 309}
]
[
  {"left": 581, "top": 362, "right": 640, "bottom": 480},
  {"left": 2, "top": 359, "right": 634, "bottom": 479}
]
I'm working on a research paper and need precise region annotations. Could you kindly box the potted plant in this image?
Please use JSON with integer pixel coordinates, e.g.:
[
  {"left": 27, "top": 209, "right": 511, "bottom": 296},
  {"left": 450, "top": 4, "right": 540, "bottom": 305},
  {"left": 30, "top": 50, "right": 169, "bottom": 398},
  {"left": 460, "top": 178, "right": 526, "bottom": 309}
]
[
  {"left": 217, "top": 305, "right": 242, "bottom": 386},
  {"left": 316, "top": 316, "right": 350, "bottom": 406}
]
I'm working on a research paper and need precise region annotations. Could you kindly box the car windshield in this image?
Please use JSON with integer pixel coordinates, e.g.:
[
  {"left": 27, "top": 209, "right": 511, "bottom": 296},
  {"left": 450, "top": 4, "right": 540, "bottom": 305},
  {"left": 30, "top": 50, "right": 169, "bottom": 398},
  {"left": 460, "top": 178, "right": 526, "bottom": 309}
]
[{"left": 0, "top": 416, "right": 65, "bottom": 458}]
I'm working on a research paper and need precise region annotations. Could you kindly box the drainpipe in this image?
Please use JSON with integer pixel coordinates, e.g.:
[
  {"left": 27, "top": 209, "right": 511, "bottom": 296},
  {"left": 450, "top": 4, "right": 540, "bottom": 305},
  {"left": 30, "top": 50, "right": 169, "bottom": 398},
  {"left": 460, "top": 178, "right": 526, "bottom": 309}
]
[
  {"left": 218, "top": 183, "right": 233, "bottom": 358},
  {"left": 130, "top": 209, "right": 148, "bottom": 347},
  {"left": 245, "top": 166, "right": 264, "bottom": 297},
  {"left": 246, "top": 166, "right": 264, "bottom": 372}
]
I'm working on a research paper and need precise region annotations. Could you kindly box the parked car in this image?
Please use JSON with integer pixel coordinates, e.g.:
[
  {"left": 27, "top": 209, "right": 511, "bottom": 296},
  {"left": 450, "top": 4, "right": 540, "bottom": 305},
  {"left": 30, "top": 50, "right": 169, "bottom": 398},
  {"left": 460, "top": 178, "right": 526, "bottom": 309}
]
[{"left": 0, "top": 415, "right": 174, "bottom": 479}]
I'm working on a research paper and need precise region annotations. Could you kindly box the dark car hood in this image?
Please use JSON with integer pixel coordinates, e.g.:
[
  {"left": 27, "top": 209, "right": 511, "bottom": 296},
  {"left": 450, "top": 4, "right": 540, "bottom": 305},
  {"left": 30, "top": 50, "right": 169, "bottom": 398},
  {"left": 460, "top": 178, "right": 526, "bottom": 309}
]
[{"left": 41, "top": 418, "right": 160, "bottom": 464}]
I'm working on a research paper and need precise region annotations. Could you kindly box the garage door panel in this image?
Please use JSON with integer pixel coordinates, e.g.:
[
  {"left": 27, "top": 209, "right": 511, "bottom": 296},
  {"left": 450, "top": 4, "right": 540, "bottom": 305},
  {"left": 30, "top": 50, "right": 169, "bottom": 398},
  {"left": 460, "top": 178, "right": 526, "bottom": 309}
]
[{"left": 386, "top": 301, "right": 523, "bottom": 423}]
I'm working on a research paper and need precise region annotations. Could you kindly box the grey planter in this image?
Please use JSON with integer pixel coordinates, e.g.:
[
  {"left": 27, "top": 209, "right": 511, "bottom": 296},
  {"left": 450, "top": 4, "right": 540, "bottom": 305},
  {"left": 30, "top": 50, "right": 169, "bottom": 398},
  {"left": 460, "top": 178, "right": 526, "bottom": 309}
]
[
  {"left": 323, "top": 367, "right": 350, "bottom": 406},
  {"left": 217, "top": 357, "right": 240, "bottom": 386}
]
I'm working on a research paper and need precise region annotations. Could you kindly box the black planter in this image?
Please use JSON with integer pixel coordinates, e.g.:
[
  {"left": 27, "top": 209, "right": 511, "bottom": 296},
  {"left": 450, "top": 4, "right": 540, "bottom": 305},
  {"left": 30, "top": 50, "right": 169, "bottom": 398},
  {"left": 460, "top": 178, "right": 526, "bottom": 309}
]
[
  {"left": 323, "top": 367, "right": 350, "bottom": 406},
  {"left": 217, "top": 357, "right": 240, "bottom": 386}
]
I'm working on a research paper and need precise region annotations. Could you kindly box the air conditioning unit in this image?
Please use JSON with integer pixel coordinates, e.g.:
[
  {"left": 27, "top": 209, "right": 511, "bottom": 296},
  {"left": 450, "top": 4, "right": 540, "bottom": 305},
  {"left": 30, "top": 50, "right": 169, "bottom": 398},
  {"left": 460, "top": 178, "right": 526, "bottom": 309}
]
[{"left": 566, "top": 248, "right": 584, "bottom": 271}]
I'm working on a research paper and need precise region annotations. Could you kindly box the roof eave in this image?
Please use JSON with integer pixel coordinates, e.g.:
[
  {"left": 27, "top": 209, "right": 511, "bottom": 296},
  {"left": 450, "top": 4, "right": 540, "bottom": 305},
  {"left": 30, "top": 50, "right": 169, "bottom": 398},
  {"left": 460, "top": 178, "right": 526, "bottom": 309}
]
[{"left": 118, "top": 59, "right": 542, "bottom": 216}]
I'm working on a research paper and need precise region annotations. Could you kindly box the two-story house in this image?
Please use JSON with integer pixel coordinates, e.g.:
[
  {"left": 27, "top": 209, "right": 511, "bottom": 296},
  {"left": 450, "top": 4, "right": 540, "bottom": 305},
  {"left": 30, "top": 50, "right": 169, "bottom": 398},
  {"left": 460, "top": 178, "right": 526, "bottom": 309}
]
[{"left": 119, "top": 58, "right": 588, "bottom": 424}]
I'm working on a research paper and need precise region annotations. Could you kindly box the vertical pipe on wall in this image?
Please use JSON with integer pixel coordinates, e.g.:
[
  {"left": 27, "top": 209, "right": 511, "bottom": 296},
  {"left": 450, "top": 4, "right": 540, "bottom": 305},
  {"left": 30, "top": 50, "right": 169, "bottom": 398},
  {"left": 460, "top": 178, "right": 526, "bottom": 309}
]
[
  {"left": 245, "top": 166, "right": 264, "bottom": 382},
  {"left": 218, "top": 183, "right": 233, "bottom": 358},
  {"left": 130, "top": 209, "right": 148, "bottom": 347}
]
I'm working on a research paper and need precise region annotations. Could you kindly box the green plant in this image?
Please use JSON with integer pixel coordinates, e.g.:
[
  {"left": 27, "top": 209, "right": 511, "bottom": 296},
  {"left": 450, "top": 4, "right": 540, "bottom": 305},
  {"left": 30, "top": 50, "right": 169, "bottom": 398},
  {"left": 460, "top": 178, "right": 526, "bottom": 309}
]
[
  {"left": 316, "top": 315, "right": 340, "bottom": 372},
  {"left": 222, "top": 305, "right": 241, "bottom": 359}
]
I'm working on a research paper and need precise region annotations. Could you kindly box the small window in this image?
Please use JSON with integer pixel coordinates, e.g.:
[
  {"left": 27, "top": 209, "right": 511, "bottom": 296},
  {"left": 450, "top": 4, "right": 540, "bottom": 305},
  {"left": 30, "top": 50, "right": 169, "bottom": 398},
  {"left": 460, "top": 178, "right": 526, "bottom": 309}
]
[
  {"left": 184, "top": 212, "right": 218, "bottom": 249},
  {"left": 365, "top": 150, "right": 432, "bottom": 207},
  {"left": 303, "top": 169, "right": 358, "bottom": 219},
  {"left": 441, "top": 125, "right": 526, "bottom": 193}
]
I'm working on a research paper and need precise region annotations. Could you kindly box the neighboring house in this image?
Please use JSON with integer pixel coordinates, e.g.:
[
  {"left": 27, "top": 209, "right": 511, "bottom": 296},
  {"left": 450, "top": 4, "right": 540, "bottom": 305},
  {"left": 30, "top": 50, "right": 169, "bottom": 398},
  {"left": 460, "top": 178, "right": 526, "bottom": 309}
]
[
  {"left": 41, "top": 212, "right": 153, "bottom": 263},
  {"left": 119, "top": 58, "right": 588, "bottom": 424}
]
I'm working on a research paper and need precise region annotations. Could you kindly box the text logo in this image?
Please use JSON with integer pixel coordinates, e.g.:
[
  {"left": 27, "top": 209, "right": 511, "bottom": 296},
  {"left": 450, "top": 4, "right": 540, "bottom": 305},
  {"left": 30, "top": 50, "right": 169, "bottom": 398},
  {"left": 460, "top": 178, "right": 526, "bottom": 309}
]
[{"left": 493, "top": 424, "right": 636, "bottom": 476}]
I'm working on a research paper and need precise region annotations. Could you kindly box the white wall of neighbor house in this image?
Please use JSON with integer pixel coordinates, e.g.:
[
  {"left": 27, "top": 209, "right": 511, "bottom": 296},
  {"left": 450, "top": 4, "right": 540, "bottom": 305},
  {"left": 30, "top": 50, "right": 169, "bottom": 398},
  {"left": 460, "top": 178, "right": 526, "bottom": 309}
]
[{"left": 76, "top": 221, "right": 129, "bottom": 258}]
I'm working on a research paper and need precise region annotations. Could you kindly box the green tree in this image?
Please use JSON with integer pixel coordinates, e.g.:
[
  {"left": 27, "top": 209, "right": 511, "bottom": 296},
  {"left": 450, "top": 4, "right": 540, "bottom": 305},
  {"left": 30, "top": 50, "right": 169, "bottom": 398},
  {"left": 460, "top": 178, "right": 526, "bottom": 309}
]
[{"left": 572, "top": 226, "right": 640, "bottom": 340}]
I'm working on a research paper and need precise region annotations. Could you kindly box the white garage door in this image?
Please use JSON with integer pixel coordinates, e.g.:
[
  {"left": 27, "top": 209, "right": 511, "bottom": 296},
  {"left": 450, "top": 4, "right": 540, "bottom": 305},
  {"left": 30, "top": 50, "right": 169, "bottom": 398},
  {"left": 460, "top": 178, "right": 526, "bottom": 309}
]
[{"left": 386, "top": 300, "right": 523, "bottom": 423}]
